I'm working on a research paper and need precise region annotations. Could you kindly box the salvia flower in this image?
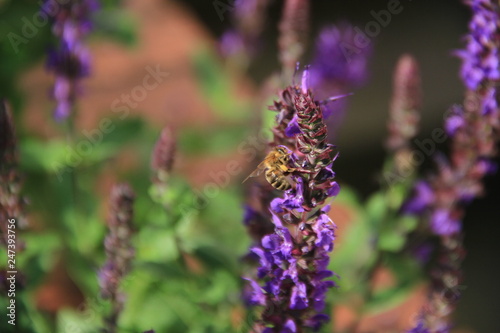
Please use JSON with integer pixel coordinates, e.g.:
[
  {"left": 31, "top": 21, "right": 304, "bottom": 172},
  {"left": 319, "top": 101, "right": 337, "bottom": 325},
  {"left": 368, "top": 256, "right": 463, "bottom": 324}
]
[
  {"left": 457, "top": 0, "right": 500, "bottom": 91},
  {"left": 221, "top": 0, "right": 271, "bottom": 55},
  {"left": 383, "top": 54, "right": 422, "bottom": 185},
  {"left": 278, "top": 0, "right": 310, "bottom": 76},
  {"left": 247, "top": 71, "right": 339, "bottom": 332},
  {"left": 309, "top": 23, "right": 372, "bottom": 121},
  {"left": 99, "top": 183, "right": 135, "bottom": 333},
  {"left": 456, "top": 0, "right": 500, "bottom": 131},
  {"left": 43, "top": 0, "right": 99, "bottom": 120},
  {"left": 151, "top": 127, "right": 176, "bottom": 184},
  {"left": 0, "top": 100, "right": 26, "bottom": 247},
  {"left": 386, "top": 54, "right": 421, "bottom": 153},
  {"left": 406, "top": 1, "right": 500, "bottom": 331}
]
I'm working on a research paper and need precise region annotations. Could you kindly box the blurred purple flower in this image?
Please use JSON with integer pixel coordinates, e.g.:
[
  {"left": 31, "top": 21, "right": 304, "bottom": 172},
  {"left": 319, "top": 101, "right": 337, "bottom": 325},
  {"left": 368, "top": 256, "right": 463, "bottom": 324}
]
[
  {"left": 407, "top": 1, "right": 500, "bottom": 332},
  {"left": 99, "top": 183, "right": 135, "bottom": 332},
  {"left": 403, "top": 181, "right": 434, "bottom": 214},
  {"left": 456, "top": 0, "right": 500, "bottom": 91},
  {"left": 309, "top": 23, "right": 372, "bottom": 120},
  {"left": 43, "top": 0, "right": 99, "bottom": 121},
  {"left": 219, "top": 30, "right": 246, "bottom": 58},
  {"left": 430, "top": 209, "right": 461, "bottom": 236},
  {"left": 444, "top": 113, "right": 466, "bottom": 136},
  {"left": 219, "top": 0, "right": 271, "bottom": 61},
  {"left": 407, "top": 320, "right": 431, "bottom": 333},
  {"left": 310, "top": 24, "right": 370, "bottom": 87}
]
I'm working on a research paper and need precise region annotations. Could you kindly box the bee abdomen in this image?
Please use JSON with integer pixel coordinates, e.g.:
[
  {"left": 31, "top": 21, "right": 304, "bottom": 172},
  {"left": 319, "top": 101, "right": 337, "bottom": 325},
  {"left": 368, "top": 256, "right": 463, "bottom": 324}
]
[{"left": 265, "top": 169, "right": 291, "bottom": 191}]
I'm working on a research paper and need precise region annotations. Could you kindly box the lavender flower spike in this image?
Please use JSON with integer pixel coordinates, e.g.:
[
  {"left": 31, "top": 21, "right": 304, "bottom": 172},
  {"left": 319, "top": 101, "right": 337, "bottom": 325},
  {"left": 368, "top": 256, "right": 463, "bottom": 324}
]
[
  {"left": 99, "top": 183, "right": 135, "bottom": 333},
  {"left": 248, "top": 70, "right": 339, "bottom": 332},
  {"left": 43, "top": 0, "right": 99, "bottom": 121}
]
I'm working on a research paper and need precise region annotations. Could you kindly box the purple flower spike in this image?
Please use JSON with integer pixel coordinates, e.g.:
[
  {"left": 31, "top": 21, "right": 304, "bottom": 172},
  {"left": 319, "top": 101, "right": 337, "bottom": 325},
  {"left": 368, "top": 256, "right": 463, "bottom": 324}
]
[
  {"left": 0, "top": 101, "right": 27, "bottom": 247},
  {"left": 407, "top": 1, "right": 500, "bottom": 332},
  {"left": 99, "top": 183, "right": 135, "bottom": 332},
  {"left": 246, "top": 75, "right": 340, "bottom": 332},
  {"left": 458, "top": 0, "right": 500, "bottom": 90},
  {"left": 43, "top": 0, "right": 99, "bottom": 121}
]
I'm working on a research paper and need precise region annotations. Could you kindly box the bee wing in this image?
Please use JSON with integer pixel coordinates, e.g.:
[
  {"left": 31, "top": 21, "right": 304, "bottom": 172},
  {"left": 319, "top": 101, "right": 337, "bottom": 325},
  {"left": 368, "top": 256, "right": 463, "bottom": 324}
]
[{"left": 242, "top": 162, "right": 267, "bottom": 183}]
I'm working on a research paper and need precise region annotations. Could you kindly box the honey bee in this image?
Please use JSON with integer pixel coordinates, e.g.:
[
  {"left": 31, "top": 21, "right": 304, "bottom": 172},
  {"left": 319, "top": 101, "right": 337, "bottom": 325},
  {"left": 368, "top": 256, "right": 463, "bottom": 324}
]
[{"left": 243, "top": 146, "right": 295, "bottom": 191}]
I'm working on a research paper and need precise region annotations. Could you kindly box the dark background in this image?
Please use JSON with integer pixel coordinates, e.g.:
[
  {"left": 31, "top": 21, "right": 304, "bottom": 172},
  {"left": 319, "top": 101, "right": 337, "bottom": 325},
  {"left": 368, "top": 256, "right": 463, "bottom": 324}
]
[{"left": 181, "top": 0, "right": 500, "bottom": 331}]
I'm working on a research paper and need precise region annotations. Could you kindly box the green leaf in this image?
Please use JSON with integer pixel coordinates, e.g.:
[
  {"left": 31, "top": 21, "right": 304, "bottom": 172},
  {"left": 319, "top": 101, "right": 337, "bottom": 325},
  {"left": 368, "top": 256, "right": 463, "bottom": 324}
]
[
  {"left": 192, "top": 245, "right": 235, "bottom": 273},
  {"left": 178, "top": 125, "right": 251, "bottom": 156},
  {"left": 330, "top": 186, "right": 377, "bottom": 292},
  {"left": 365, "top": 192, "right": 388, "bottom": 229},
  {"left": 378, "top": 230, "right": 406, "bottom": 252},
  {"left": 198, "top": 270, "right": 238, "bottom": 305},
  {"left": 20, "top": 139, "right": 70, "bottom": 173},
  {"left": 192, "top": 49, "right": 251, "bottom": 121},
  {"left": 364, "top": 253, "right": 423, "bottom": 313},
  {"left": 136, "top": 228, "right": 179, "bottom": 263},
  {"left": 18, "top": 233, "right": 61, "bottom": 286},
  {"left": 57, "top": 308, "right": 102, "bottom": 333},
  {"left": 63, "top": 209, "right": 106, "bottom": 256},
  {"left": 93, "top": 8, "right": 137, "bottom": 45}
]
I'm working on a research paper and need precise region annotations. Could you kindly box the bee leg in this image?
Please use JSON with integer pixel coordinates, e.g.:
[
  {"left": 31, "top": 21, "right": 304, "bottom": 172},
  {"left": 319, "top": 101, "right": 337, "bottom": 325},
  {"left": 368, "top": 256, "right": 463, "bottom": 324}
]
[{"left": 294, "top": 167, "right": 313, "bottom": 174}]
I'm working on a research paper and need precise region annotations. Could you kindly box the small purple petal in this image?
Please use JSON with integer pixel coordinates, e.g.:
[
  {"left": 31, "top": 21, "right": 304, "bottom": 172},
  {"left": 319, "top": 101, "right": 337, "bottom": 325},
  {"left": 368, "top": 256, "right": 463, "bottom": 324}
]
[
  {"left": 327, "top": 182, "right": 340, "bottom": 197},
  {"left": 243, "top": 205, "right": 258, "bottom": 226},
  {"left": 445, "top": 114, "right": 465, "bottom": 136},
  {"left": 305, "top": 314, "right": 330, "bottom": 331},
  {"left": 243, "top": 278, "right": 266, "bottom": 306},
  {"left": 430, "top": 209, "right": 461, "bottom": 235},
  {"left": 290, "top": 283, "right": 308, "bottom": 310},
  {"left": 281, "top": 319, "right": 297, "bottom": 333},
  {"left": 404, "top": 181, "right": 434, "bottom": 214},
  {"left": 285, "top": 116, "right": 301, "bottom": 137}
]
